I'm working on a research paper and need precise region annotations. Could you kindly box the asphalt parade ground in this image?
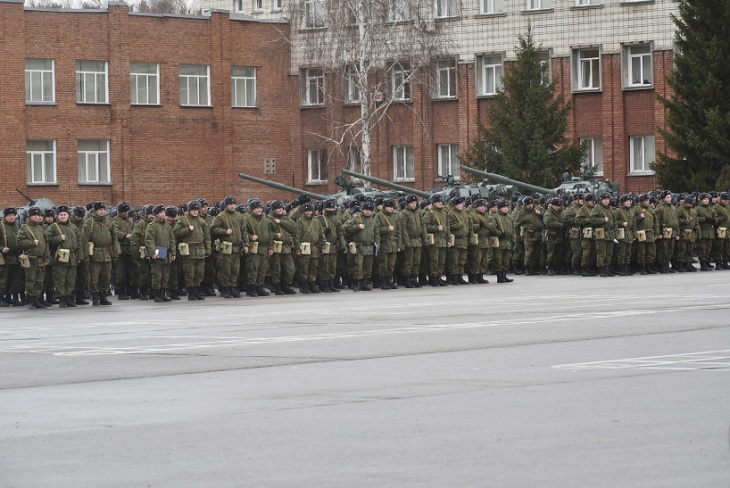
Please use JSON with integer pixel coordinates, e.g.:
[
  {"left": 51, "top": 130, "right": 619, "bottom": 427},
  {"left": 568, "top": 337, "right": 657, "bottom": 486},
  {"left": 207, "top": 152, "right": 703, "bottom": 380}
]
[{"left": 1, "top": 272, "right": 729, "bottom": 487}]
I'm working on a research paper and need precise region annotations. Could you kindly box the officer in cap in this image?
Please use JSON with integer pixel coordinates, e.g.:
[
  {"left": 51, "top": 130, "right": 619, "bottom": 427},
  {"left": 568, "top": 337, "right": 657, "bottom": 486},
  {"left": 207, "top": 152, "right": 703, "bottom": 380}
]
[
  {"left": 543, "top": 198, "right": 565, "bottom": 276},
  {"left": 145, "top": 205, "right": 177, "bottom": 302},
  {"left": 614, "top": 195, "right": 636, "bottom": 276},
  {"left": 82, "top": 202, "right": 115, "bottom": 306},
  {"left": 17, "top": 207, "right": 50, "bottom": 309},
  {"left": 654, "top": 190, "right": 680, "bottom": 273},
  {"left": 591, "top": 192, "right": 617, "bottom": 277},
  {"left": 633, "top": 194, "right": 659, "bottom": 274}
]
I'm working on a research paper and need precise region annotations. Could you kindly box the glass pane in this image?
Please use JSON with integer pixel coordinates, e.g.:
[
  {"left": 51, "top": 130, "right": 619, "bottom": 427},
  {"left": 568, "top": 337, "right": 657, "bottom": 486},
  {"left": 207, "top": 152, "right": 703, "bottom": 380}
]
[
  {"left": 148, "top": 77, "right": 158, "bottom": 104},
  {"left": 245, "top": 80, "right": 255, "bottom": 106},
  {"left": 100, "top": 153, "right": 109, "bottom": 182},
  {"left": 631, "top": 57, "right": 642, "bottom": 84},
  {"left": 642, "top": 56, "right": 652, "bottom": 84},
  {"left": 45, "top": 155, "right": 55, "bottom": 182},
  {"left": 406, "top": 148, "right": 414, "bottom": 178}
]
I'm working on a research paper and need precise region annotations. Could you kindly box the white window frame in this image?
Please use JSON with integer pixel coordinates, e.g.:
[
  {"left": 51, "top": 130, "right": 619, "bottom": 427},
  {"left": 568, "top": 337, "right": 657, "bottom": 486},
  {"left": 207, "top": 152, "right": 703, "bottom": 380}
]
[
  {"left": 130, "top": 62, "right": 160, "bottom": 106},
  {"left": 477, "top": 53, "right": 503, "bottom": 96},
  {"left": 480, "top": 0, "right": 496, "bottom": 14},
  {"left": 26, "top": 140, "right": 57, "bottom": 185},
  {"left": 78, "top": 140, "right": 111, "bottom": 185},
  {"left": 393, "top": 145, "right": 415, "bottom": 182},
  {"left": 388, "top": 0, "right": 411, "bottom": 22},
  {"left": 345, "top": 65, "right": 361, "bottom": 104},
  {"left": 629, "top": 136, "right": 655, "bottom": 175},
  {"left": 179, "top": 64, "right": 211, "bottom": 107},
  {"left": 526, "top": 0, "right": 547, "bottom": 10},
  {"left": 233, "top": 0, "right": 243, "bottom": 11},
  {"left": 303, "top": 0, "right": 325, "bottom": 29},
  {"left": 307, "top": 149, "right": 328, "bottom": 184},
  {"left": 575, "top": 0, "right": 601, "bottom": 5},
  {"left": 273, "top": 0, "right": 283, "bottom": 10},
  {"left": 25, "top": 59, "right": 55, "bottom": 104},
  {"left": 302, "top": 68, "right": 325, "bottom": 106},
  {"left": 347, "top": 147, "right": 365, "bottom": 176},
  {"left": 76, "top": 60, "right": 109, "bottom": 104},
  {"left": 391, "top": 62, "right": 412, "bottom": 102},
  {"left": 572, "top": 47, "right": 601, "bottom": 91},
  {"left": 253, "top": 0, "right": 263, "bottom": 10},
  {"left": 435, "top": 0, "right": 458, "bottom": 19},
  {"left": 437, "top": 144, "right": 460, "bottom": 180},
  {"left": 624, "top": 43, "right": 653, "bottom": 88},
  {"left": 434, "top": 59, "right": 457, "bottom": 99},
  {"left": 580, "top": 137, "right": 603, "bottom": 176},
  {"left": 231, "top": 66, "right": 257, "bottom": 108}
]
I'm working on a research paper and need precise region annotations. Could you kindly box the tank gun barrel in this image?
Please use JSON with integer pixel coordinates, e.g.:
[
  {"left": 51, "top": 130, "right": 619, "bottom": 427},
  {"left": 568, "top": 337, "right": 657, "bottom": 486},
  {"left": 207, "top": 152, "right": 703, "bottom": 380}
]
[
  {"left": 237, "top": 173, "right": 329, "bottom": 201},
  {"left": 340, "top": 169, "right": 432, "bottom": 199},
  {"left": 459, "top": 166, "right": 557, "bottom": 196},
  {"left": 16, "top": 188, "right": 36, "bottom": 205}
]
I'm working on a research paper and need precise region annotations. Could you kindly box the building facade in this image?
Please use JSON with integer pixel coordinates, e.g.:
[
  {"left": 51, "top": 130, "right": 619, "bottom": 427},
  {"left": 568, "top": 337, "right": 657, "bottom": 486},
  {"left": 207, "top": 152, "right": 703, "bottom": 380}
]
[{"left": 1, "top": 0, "right": 677, "bottom": 207}]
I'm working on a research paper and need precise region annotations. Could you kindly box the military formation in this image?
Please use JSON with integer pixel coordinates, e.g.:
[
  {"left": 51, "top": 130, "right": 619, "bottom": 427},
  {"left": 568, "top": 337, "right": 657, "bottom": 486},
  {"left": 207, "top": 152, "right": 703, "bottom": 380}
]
[{"left": 1, "top": 189, "right": 729, "bottom": 310}]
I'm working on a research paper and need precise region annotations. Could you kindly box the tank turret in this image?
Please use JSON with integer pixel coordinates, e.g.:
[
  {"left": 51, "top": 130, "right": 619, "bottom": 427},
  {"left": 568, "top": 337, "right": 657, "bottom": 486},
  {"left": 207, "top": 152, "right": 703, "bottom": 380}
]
[
  {"left": 340, "top": 169, "right": 432, "bottom": 199},
  {"left": 459, "top": 166, "right": 558, "bottom": 196},
  {"left": 237, "top": 173, "right": 330, "bottom": 201}
]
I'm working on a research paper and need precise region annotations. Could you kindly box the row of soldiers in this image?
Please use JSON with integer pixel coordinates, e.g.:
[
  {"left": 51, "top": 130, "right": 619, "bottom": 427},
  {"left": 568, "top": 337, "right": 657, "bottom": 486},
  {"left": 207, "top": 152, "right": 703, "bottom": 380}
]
[{"left": 1, "top": 189, "right": 728, "bottom": 309}]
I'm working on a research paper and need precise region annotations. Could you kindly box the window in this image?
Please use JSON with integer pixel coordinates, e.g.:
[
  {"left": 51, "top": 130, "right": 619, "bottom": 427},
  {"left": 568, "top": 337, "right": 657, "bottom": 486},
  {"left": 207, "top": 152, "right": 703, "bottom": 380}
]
[
  {"left": 624, "top": 44, "right": 653, "bottom": 88},
  {"left": 26, "top": 140, "right": 56, "bottom": 185},
  {"left": 575, "top": 0, "right": 601, "bottom": 5},
  {"left": 179, "top": 64, "right": 211, "bottom": 107},
  {"left": 393, "top": 145, "right": 415, "bottom": 181},
  {"left": 232, "top": 66, "right": 257, "bottom": 107},
  {"left": 78, "top": 140, "right": 111, "bottom": 184},
  {"left": 438, "top": 144, "right": 460, "bottom": 180},
  {"left": 347, "top": 147, "right": 365, "bottom": 175},
  {"left": 25, "top": 59, "right": 55, "bottom": 104},
  {"left": 76, "top": 60, "right": 108, "bottom": 104},
  {"left": 630, "top": 136, "right": 655, "bottom": 174},
  {"left": 480, "top": 0, "right": 502, "bottom": 14},
  {"left": 388, "top": 0, "right": 411, "bottom": 22},
  {"left": 580, "top": 138, "right": 603, "bottom": 175},
  {"left": 302, "top": 68, "right": 325, "bottom": 106},
  {"left": 233, "top": 0, "right": 243, "bottom": 11},
  {"left": 307, "top": 149, "right": 327, "bottom": 183},
  {"left": 345, "top": 65, "right": 361, "bottom": 104},
  {"left": 130, "top": 62, "right": 159, "bottom": 105},
  {"left": 538, "top": 50, "right": 551, "bottom": 84},
  {"left": 526, "top": 0, "right": 552, "bottom": 10},
  {"left": 274, "top": 0, "right": 283, "bottom": 10},
  {"left": 253, "top": 0, "right": 263, "bottom": 10},
  {"left": 434, "top": 59, "right": 457, "bottom": 99},
  {"left": 476, "top": 54, "right": 503, "bottom": 96},
  {"left": 572, "top": 47, "right": 601, "bottom": 91},
  {"left": 435, "top": 0, "right": 458, "bottom": 18},
  {"left": 303, "top": 0, "right": 325, "bottom": 28},
  {"left": 390, "top": 62, "right": 412, "bottom": 101}
]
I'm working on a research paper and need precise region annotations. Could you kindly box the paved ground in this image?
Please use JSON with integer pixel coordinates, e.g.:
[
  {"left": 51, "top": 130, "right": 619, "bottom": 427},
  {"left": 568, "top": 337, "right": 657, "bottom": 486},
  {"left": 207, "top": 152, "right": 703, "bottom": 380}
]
[{"left": 1, "top": 272, "right": 729, "bottom": 487}]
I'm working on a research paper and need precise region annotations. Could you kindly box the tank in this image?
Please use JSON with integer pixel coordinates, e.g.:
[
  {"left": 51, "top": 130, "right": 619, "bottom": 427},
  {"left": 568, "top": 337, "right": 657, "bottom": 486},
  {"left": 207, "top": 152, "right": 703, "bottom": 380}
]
[
  {"left": 237, "top": 172, "right": 396, "bottom": 206},
  {"left": 459, "top": 166, "right": 558, "bottom": 196},
  {"left": 554, "top": 171, "right": 620, "bottom": 196},
  {"left": 15, "top": 189, "right": 55, "bottom": 221},
  {"left": 340, "top": 169, "right": 510, "bottom": 201}
]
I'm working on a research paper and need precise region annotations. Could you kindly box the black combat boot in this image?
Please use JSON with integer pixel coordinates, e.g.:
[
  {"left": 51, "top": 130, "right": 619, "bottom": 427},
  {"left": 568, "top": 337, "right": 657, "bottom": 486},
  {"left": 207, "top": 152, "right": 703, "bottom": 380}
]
[
  {"left": 219, "top": 286, "right": 232, "bottom": 298},
  {"left": 65, "top": 295, "right": 77, "bottom": 308},
  {"left": 283, "top": 283, "right": 297, "bottom": 295},
  {"left": 310, "top": 282, "right": 321, "bottom": 293},
  {"left": 246, "top": 285, "right": 258, "bottom": 297},
  {"left": 257, "top": 285, "right": 270, "bottom": 296},
  {"left": 45, "top": 291, "right": 59, "bottom": 305},
  {"left": 99, "top": 293, "right": 112, "bottom": 306},
  {"left": 0, "top": 295, "right": 9, "bottom": 308},
  {"left": 380, "top": 278, "right": 390, "bottom": 290},
  {"left": 230, "top": 287, "right": 242, "bottom": 298},
  {"left": 92, "top": 293, "right": 101, "bottom": 306},
  {"left": 502, "top": 272, "right": 514, "bottom": 283},
  {"left": 117, "top": 286, "right": 130, "bottom": 300},
  {"left": 330, "top": 280, "right": 341, "bottom": 292},
  {"left": 359, "top": 280, "right": 371, "bottom": 291},
  {"left": 405, "top": 276, "right": 415, "bottom": 288},
  {"left": 273, "top": 284, "right": 285, "bottom": 296},
  {"left": 129, "top": 287, "right": 140, "bottom": 299},
  {"left": 188, "top": 289, "right": 198, "bottom": 301},
  {"left": 700, "top": 260, "right": 712, "bottom": 271},
  {"left": 598, "top": 266, "right": 609, "bottom": 277},
  {"left": 59, "top": 296, "right": 68, "bottom": 308},
  {"left": 352, "top": 280, "right": 361, "bottom": 292},
  {"left": 153, "top": 290, "right": 164, "bottom": 303},
  {"left": 416, "top": 275, "right": 426, "bottom": 288},
  {"left": 497, "top": 272, "right": 505, "bottom": 283}
]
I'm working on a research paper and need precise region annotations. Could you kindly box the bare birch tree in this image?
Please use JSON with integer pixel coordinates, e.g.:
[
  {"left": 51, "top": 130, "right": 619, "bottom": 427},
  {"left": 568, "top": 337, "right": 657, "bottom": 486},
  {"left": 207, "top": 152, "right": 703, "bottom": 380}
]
[{"left": 288, "top": 0, "right": 452, "bottom": 184}]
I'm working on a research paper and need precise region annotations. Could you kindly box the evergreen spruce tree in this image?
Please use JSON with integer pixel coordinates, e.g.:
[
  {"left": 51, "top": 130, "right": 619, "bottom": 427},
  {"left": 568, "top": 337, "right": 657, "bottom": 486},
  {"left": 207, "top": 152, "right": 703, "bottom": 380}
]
[
  {"left": 461, "top": 27, "right": 581, "bottom": 189},
  {"left": 657, "top": 0, "right": 730, "bottom": 191}
]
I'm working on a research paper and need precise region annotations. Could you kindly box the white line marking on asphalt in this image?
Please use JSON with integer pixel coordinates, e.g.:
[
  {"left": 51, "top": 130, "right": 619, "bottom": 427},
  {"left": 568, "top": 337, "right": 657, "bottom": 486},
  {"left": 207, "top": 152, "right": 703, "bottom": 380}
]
[{"left": 553, "top": 350, "right": 730, "bottom": 371}]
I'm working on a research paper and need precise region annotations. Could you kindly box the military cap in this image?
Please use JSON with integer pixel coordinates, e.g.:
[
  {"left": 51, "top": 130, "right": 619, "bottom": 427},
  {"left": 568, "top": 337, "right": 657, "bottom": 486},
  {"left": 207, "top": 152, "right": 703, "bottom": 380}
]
[
  {"left": 349, "top": 205, "right": 361, "bottom": 214},
  {"left": 44, "top": 208, "right": 55, "bottom": 218},
  {"left": 236, "top": 204, "right": 246, "bottom": 214},
  {"left": 599, "top": 192, "right": 610, "bottom": 200},
  {"left": 93, "top": 201, "right": 106, "bottom": 211},
  {"left": 56, "top": 205, "right": 70, "bottom": 215},
  {"left": 450, "top": 196, "right": 465, "bottom": 206},
  {"left": 564, "top": 195, "right": 574, "bottom": 204},
  {"left": 198, "top": 198, "right": 209, "bottom": 207},
  {"left": 224, "top": 196, "right": 238, "bottom": 206},
  {"left": 721, "top": 192, "right": 730, "bottom": 200},
  {"left": 73, "top": 206, "right": 86, "bottom": 217},
  {"left": 405, "top": 194, "right": 418, "bottom": 204},
  {"left": 152, "top": 204, "right": 166, "bottom": 215},
  {"left": 117, "top": 202, "right": 131, "bottom": 213},
  {"left": 165, "top": 206, "right": 178, "bottom": 218},
  {"left": 188, "top": 200, "right": 201, "bottom": 211},
  {"left": 683, "top": 195, "right": 695, "bottom": 204},
  {"left": 28, "top": 206, "right": 42, "bottom": 217},
  {"left": 3, "top": 207, "right": 17, "bottom": 217},
  {"left": 208, "top": 206, "right": 220, "bottom": 217},
  {"left": 574, "top": 193, "right": 584, "bottom": 200},
  {"left": 301, "top": 202, "right": 314, "bottom": 212},
  {"left": 619, "top": 195, "right": 632, "bottom": 204},
  {"left": 374, "top": 197, "right": 384, "bottom": 207},
  {"left": 270, "top": 200, "right": 285, "bottom": 210},
  {"left": 660, "top": 190, "right": 672, "bottom": 200},
  {"left": 496, "top": 199, "right": 509, "bottom": 209},
  {"left": 699, "top": 193, "right": 711, "bottom": 201},
  {"left": 383, "top": 199, "right": 396, "bottom": 208},
  {"left": 249, "top": 199, "right": 263, "bottom": 210},
  {"left": 142, "top": 205, "right": 153, "bottom": 215},
  {"left": 289, "top": 199, "right": 300, "bottom": 209},
  {"left": 418, "top": 200, "right": 429, "bottom": 210},
  {"left": 473, "top": 199, "right": 488, "bottom": 208},
  {"left": 324, "top": 199, "right": 337, "bottom": 209},
  {"left": 549, "top": 198, "right": 562, "bottom": 207},
  {"left": 584, "top": 193, "right": 596, "bottom": 202},
  {"left": 86, "top": 202, "right": 95, "bottom": 211},
  {"left": 522, "top": 196, "right": 534, "bottom": 205},
  {"left": 362, "top": 202, "right": 375, "bottom": 211},
  {"left": 297, "top": 195, "right": 311, "bottom": 204},
  {"left": 430, "top": 194, "right": 443, "bottom": 204}
]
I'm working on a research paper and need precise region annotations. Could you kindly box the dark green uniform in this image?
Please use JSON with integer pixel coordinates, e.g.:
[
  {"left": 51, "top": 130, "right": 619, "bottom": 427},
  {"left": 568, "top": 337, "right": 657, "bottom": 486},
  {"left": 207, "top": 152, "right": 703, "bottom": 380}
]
[
  {"left": 633, "top": 201, "right": 658, "bottom": 273},
  {"left": 654, "top": 197, "right": 680, "bottom": 272},
  {"left": 695, "top": 200, "right": 716, "bottom": 269},
  {"left": 375, "top": 206, "right": 401, "bottom": 289},
  {"left": 82, "top": 211, "right": 116, "bottom": 304},
  {"left": 295, "top": 211, "right": 325, "bottom": 292},
  {"left": 423, "top": 203, "right": 449, "bottom": 283},
  {"left": 114, "top": 212, "right": 136, "bottom": 299},
  {"left": 17, "top": 216, "right": 50, "bottom": 307},
  {"left": 268, "top": 208, "right": 297, "bottom": 294},
  {"left": 397, "top": 201, "right": 426, "bottom": 287},
  {"left": 343, "top": 211, "right": 380, "bottom": 289},
  {"left": 46, "top": 220, "right": 82, "bottom": 305},
  {"left": 173, "top": 211, "right": 211, "bottom": 297},
  {"left": 210, "top": 207, "right": 247, "bottom": 297},
  {"left": 676, "top": 202, "right": 699, "bottom": 271},
  {"left": 0, "top": 215, "right": 23, "bottom": 306},
  {"left": 590, "top": 201, "right": 616, "bottom": 274},
  {"left": 145, "top": 214, "right": 177, "bottom": 298},
  {"left": 243, "top": 209, "right": 274, "bottom": 293}
]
